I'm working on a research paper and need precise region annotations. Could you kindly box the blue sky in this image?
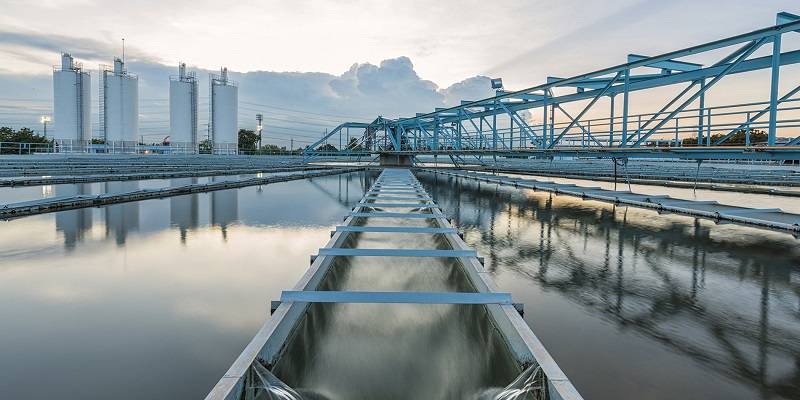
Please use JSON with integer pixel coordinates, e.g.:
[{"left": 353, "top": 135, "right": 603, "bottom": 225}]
[{"left": 0, "top": 0, "right": 798, "bottom": 145}]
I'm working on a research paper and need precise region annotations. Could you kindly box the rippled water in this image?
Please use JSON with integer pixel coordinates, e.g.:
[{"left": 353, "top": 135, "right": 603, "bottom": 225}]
[{"left": 417, "top": 171, "right": 800, "bottom": 400}]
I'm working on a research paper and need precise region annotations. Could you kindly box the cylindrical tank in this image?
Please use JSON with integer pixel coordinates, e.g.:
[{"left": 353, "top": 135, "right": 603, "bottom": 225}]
[
  {"left": 169, "top": 63, "right": 198, "bottom": 153},
  {"left": 53, "top": 53, "right": 91, "bottom": 147},
  {"left": 210, "top": 68, "right": 238, "bottom": 155},
  {"left": 102, "top": 58, "right": 138, "bottom": 152}
]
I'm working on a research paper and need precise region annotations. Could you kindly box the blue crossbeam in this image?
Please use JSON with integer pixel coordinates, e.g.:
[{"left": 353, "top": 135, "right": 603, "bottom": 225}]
[
  {"left": 368, "top": 191, "right": 427, "bottom": 196},
  {"left": 496, "top": 90, "right": 544, "bottom": 100},
  {"left": 280, "top": 290, "right": 512, "bottom": 305},
  {"left": 364, "top": 196, "right": 431, "bottom": 201},
  {"left": 335, "top": 226, "right": 457, "bottom": 234},
  {"left": 359, "top": 203, "right": 435, "bottom": 208},
  {"left": 318, "top": 248, "right": 475, "bottom": 257},
  {"left": 374, "top": 186, "right": 423, "bottom": 190},
  {"left": 350, "top": 212, "right": 443, "bottom": 219},
  {"left": 777, "top": 11, "right": 800, "bottom": 31},
  {"left": 627, "top": 54, "right": 702, "bottom": 71}
]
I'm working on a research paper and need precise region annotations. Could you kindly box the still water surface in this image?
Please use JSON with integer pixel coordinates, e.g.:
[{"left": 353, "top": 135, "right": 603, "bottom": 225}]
[
  {"left": 418, "top": 171, "right": 800, "bottom": 400},
  {"left": 1, "top": 169, "right": 799, "bottom": 399},
  {"left": 0, "top": 172, "right": 372, "bottom": 400}
]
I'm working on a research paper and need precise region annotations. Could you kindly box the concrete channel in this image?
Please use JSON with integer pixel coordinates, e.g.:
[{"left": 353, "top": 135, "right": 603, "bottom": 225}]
[{"left": 205, "top": 168, "right": 583, "bottom": 400}]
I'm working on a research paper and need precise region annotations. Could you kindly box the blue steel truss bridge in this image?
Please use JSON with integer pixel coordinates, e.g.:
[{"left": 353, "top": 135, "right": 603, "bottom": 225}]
[{"left": 305, "top": 11, "right": 800, "bottom": 165}]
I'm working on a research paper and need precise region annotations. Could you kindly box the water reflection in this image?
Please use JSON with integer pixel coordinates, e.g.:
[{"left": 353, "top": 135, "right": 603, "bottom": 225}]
[
  {"left": 211, "top": 176, "right": 239, "bottom": 240},
  {"left": 417, "top": 172, "right": 800, "bottom": 400},
  {"left": 0, "top": 171, "right": 375, "bottom": 400},
  {"left": 170, "top": 178, "right": 200, "bottom": 243},
  {"left": 105, "top": 181, "right": 141, "bottom": 245},
  {"left": 54, "top": 183, "right": 93, "bottom": 249}
]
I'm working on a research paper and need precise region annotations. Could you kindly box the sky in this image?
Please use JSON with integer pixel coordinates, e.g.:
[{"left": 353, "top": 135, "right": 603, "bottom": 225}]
[{"left": 0, "top": 0, "right": 798, "bottom": 146}]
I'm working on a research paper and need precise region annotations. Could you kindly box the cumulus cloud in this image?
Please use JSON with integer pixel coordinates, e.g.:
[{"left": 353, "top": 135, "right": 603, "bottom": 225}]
[
  {"left": 0, "top": 33, "right": 499, "bottom": 146},
  {"left": 441, "top": 76, "right": 494, "bottom": 106}
]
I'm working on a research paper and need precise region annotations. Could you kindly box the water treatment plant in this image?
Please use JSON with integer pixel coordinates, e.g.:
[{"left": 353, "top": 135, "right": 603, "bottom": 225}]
[{"left": 2, "top": 4, "right": 800, "bottom": 400}]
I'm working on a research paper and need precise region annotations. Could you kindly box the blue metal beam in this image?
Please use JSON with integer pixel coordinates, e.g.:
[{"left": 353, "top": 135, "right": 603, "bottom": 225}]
[
  {"left": 397, "top": 15, "right": 800, "bottom": 123},
  {"left": 627, "top": 54, "right": 702, "bottom": 71},
  {"left": 548, "top": 71, "right": 622, "bottom": 148},
  {"left": 714, "top": 83, "right": 800, "bottom": 145},
  {"left": 317, "top": 248, "right": 477, "bottom": 257},
  {"left": 334, "top": 226, "right": 457, "bottom": 234},
  {"left": 280, "top": 291, "right": 513, "bottom": 305},
  {"left": 631, "top": 38, "right": 767, "bottom": 147},
  {"left": 349, "top": 212, "right": 443, "bottom": 219}
]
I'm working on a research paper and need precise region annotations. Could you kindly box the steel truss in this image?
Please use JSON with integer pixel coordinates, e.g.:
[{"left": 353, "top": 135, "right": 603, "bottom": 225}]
[{"left": 306, "top": 12, "right": 800, "bottom": 162}]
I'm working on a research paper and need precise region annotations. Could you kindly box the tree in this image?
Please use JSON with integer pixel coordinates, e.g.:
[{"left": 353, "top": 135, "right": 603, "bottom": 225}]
[
  {"left": 681, "top": 129, "right": 767, "bottom": 146},
  {"left": 345, "top": 137, "right": 363, "bottom": 151},
  {"left": 0, "top": 126, "right": 52, "bottom": 154},
  {"left": 316, "top": 143, "right": 338, "bottom": 152},
  {"left": 198, "top": 139, "right": 212, "bottom": 154},
  {"left": 0, "top": 127, "right": 49, "bottom": 144},
  {"left": 260, "top": 144, "right": 285, "bottom": 153},
  {"left": 238, "top": 129, "right": 260, "bottom": 151}
]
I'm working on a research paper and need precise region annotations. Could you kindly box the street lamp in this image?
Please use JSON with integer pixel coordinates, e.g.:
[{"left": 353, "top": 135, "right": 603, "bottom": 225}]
[
  {"left": 256, "top": 113, "right": 263, "bottom": 151},
  {"left": 490, "top": 78, "right": 503, "bottom": 90},
  {"left": 40, "top": 115, "right": 51, "bottom": 137}
]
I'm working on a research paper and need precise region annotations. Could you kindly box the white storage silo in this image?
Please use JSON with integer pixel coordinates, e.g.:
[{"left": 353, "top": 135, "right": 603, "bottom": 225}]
[
  {"left": 169, "top": 63, "right": 198, "bottom": 153},
  {"left": 101, "top": 58, "right": 138, "bottom": 153},
  {"left": 210, "top": 68, "right": 238, "bottom": 155},
  {"left": 53, "top": 53, "right": 91, "bottom": 152}
]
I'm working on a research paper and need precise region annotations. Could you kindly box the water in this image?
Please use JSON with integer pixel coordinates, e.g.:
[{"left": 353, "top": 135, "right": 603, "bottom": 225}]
[
  {"left": 499, "top": 172, "right": 800, "bottom": 214},
  {"left": 0, "top": 171, "right": 373, "bottom": 400},
  {"left": 2, "top": 168, "right": 798, "bottom": 399},
  {"left": 417, "top": 171, "right": 800, "bottom": 400},
  {"left": 0, "top": 172, "right": 313, "bottom": 204},
  {"left": 272, "top": 202, "right": 520, "bottom": 398}
]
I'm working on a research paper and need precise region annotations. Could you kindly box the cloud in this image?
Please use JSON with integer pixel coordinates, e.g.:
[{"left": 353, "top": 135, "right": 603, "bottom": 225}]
[
  {"left": 0, "top": 30, "right": 157, "bottom": 64},
  {"left": 0, "top": 33, "right": 497, "bottom": 146},
  {"left": 441, "top": 76, "right": 494, "bottom": 106}
]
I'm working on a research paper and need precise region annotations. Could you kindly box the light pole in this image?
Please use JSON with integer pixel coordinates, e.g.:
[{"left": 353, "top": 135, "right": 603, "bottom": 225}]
[
  {"left": 40, "top": 115, "right": 51, "bottom": 137},
  {"left": 256, "top": 113, "right": 263, "bottom": 152}
]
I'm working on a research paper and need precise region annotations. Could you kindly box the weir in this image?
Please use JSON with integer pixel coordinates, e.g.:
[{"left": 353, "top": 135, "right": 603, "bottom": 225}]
[
  {"left": 0, "top": 168, "right": 358, "bottom": 218},
  {"left": 432, "top": 169, "right": 800, "bottom": 234},
  {"left": 205, "top": 168, "right": 582, "bottom": 400},
  {"left": 0, "top": 166, "right": 325, "bottom": 187}
]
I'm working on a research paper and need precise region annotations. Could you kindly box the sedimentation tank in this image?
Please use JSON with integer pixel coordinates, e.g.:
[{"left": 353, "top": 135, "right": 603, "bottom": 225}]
[
  {"left": 101, "top": 58, "right": 138, "bottom": 152},
  {"left": 169, "top": 63, "right": 198, "bottom": 153},
  {"left": 52, "top": 53, "right": 91, "bottom": 151},
  {"left": 210, "top": 68, "right": 238, "bottom": 155}
]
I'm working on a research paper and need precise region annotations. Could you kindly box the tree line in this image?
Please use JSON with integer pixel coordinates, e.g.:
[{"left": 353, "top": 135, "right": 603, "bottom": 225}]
[
  {"left": 0, "top": 126, "right": 364, "bottom": 154},
  {"left": 680, "top": 129, "right": 767, "bottom": 146}
]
